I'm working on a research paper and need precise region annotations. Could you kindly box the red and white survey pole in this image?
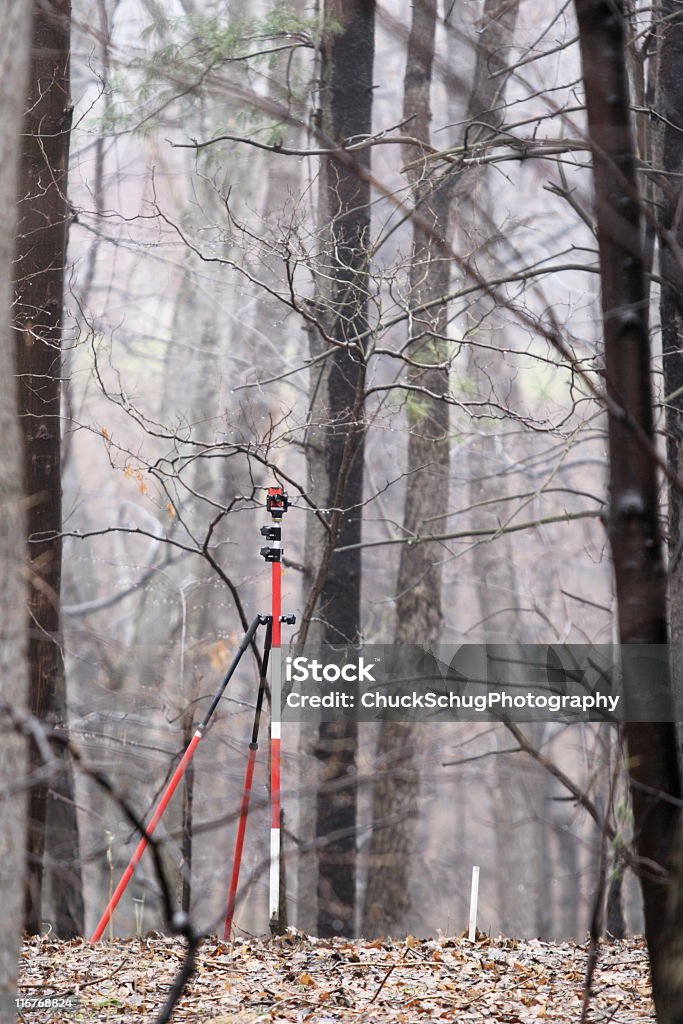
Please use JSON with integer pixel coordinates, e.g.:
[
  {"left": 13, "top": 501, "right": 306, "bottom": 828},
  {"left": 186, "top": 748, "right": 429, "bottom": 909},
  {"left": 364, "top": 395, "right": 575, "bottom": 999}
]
[
  {"left": 260, "top": 485, "right": 290, "bottom": 933},
  {"left": 222, "top": 486, "right": 293, "bottom": 938}
]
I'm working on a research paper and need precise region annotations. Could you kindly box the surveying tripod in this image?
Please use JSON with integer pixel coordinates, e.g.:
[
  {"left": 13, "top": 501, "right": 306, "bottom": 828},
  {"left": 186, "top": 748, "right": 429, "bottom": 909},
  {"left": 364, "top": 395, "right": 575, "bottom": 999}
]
[{"left": 91, "top": 486, "right": 293, "bottom": 942}]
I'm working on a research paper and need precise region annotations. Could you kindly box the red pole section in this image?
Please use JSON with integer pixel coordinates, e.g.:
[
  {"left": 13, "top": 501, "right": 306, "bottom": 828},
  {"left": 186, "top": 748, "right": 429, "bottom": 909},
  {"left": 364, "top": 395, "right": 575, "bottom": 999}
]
[
  {"left": 272, "top": 561, "right": 281, "bottom": 647},
  {"left": 223, "top": 745, "right": 257, "bottom": 939},
  {"left": 91, "top": 729, "right": 203, "bottom": 941}
]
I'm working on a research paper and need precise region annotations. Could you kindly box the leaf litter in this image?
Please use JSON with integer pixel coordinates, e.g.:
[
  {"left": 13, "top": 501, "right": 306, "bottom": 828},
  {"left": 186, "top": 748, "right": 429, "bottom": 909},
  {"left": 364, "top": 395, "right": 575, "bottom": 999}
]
[{"left": 18, "top": 931, "right": 655, "bottom": 1022}]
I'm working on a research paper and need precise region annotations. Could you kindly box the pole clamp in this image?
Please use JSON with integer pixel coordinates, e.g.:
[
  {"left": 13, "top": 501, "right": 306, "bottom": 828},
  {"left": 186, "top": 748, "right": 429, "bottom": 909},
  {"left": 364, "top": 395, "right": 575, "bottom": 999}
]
[
  {"left": 279, "top": 614, "right": 296, "bottom": 625},
  {"left": 260, "top": 545, "right": 281, "bottom": 563}
]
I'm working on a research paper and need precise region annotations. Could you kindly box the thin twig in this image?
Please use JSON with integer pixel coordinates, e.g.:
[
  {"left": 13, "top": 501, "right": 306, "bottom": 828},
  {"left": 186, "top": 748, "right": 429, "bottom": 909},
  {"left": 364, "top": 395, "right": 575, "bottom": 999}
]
[{"left": 367, "top": 948, "right": 408, "bottom": 1005}]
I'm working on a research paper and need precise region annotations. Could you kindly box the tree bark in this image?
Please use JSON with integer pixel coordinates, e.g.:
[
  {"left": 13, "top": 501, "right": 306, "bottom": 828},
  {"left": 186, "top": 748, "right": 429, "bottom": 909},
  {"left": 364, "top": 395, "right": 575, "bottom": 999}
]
[
  {"left": 362, "top": 0, "right": 449, "bottom": 938},
  {"left": 0, "top": 0, "right": 32, "bottom": 1009},
  {"left": 13, "top": 0, "right": 83, "bottom": 937},
  {"left": 654, "top": 1, "right": 683, "bottom": 1017},
  {"left": 659, "top": 2, "right": 683, "bottom": 674},
  {"left": 574, "top": 1, "right": 681, "bottom": 1015},
  {"left": 302, "top": 0, "right": 375, "bottom": 938}
]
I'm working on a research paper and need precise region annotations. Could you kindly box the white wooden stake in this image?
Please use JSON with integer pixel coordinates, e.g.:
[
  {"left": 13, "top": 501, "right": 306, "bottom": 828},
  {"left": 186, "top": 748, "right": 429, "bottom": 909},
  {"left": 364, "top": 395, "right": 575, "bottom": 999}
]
[{"left": 468, "top": 865, "right": 480, "bottom": 941}]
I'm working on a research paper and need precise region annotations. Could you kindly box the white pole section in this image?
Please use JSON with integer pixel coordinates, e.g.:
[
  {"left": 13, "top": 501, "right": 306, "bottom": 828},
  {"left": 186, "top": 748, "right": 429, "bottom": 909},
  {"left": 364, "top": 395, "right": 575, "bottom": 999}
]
[
  {"left": 269, "top": 646, "right": 282, "bottom": 927},
  {"left": 468, "top": 865, "right": 480, "bottom": 941}
]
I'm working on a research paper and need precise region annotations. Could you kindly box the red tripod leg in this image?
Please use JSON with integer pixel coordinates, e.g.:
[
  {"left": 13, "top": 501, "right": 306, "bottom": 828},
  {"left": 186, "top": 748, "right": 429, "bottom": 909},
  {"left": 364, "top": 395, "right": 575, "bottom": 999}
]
[
  {"left": 223, "top": 744, "right": 257, "bottom": 939},
  {"left": 91, "top": 729, "right": 202, "bottom": 941}
]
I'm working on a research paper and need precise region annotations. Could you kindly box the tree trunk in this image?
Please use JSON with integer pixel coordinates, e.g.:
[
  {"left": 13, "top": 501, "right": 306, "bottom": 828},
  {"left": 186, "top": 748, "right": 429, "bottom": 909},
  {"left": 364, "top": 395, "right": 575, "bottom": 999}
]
[
  {"left": 362, "top": 0, "right": 449, "bottom": 938},
  {"left": 655, "top": 1, "right": 683, "bottom": 1017},
  {"left": 13, "top": 0, "right": 83, "bottom": 937},
  {"left": 0, "top": 0, "right": 32, "bottom": 1009},
  {"left": 574, "top": 1, "right": 681, "bottom": 1015},
  {"left": 659, "top": 3, "right": 683, "bottom": 689},
  {"left": 455, "top": 0, "right": 526, "bottom": 939},
  {"left": 302, "top": 0, "right": 375, "bottom": 938}
]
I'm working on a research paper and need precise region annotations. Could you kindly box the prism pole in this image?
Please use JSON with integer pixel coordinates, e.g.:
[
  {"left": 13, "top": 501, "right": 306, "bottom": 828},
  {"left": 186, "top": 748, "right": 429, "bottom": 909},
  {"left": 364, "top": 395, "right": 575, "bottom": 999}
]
[
  {"left": 259, "top": 486, "right": 289, "bottom": 932},
  {"left": 270, "top": 554, "right": 282, "bottom": 931},
  {"left": 90, "top": 613, "right": 267, "bottom": 942}
]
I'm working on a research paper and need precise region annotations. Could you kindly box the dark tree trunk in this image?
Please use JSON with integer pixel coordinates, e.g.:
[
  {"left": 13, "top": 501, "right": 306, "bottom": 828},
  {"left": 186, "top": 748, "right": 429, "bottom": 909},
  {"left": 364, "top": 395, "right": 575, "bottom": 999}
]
[
  {"left": 302, "top": 0, "right": 375, "bottom": 938},
  {"left": 0, "top": 0, "right": 32, "bottom": 1002},
  {"left": 659, "top": 4, "right": 683, "bottom": 656},
  {"left": 574, "top": 1, "right": 681, "bottom": 1015},
  {"left": 13, "top": 0, "right": 83, "bottom": 937},
  {"left": 606, "top": 868, "right": 626, "bottom": 939},
  {"left": 656, "top": 3, "right": 683, "bottom": 1017},
  {"left": 362, "top": 0, "right": 449, "bottom": 938}
]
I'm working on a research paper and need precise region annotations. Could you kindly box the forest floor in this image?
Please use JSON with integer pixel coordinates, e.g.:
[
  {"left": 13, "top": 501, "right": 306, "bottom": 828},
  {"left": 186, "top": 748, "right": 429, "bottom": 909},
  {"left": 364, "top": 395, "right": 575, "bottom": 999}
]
[{"left": 18, "top": 931, "right": 655, "bottom": 1023}]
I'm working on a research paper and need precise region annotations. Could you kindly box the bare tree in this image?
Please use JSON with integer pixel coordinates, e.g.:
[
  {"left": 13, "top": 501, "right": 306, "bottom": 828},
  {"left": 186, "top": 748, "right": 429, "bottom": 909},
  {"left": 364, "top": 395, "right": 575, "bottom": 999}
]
[
  {"left": 13, "top": 0, "right": 83, "bottom": 937},
  {"left": 658, "top": 3, "right": 683, "bottom": 649},
  {"left": 0, "top": 0, "right": 32, "bottom": 1009},
  {"left": 574, "top": 0, "right": 682, "bottom": 1015},
  {"left": 302, "top": 0, "right": 375, "bottom": 938},
  {"left": 363, "top": 0, "right": 449, "bottom": 938}
]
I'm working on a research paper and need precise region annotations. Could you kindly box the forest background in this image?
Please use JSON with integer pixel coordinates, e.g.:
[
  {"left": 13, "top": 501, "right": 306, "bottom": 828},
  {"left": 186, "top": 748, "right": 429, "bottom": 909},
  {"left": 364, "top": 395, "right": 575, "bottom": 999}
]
[{"left": 4, "top": 0, "right": 683, "bottom": 1020}]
